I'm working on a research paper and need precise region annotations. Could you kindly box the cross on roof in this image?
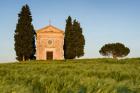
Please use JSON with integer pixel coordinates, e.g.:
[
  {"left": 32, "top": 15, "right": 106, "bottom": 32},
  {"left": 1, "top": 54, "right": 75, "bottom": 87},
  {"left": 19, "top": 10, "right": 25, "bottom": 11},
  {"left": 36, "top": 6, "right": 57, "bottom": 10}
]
[{"left": 49, "top": 19, "right": 51, "bottom": 26}]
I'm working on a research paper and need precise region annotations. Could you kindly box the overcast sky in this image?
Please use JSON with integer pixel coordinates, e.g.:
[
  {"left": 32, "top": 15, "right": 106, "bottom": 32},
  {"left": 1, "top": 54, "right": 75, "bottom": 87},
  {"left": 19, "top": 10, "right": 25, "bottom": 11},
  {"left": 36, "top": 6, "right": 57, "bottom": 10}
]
[{"left": 0, "top": 0, "right": 140, "bottom": 62}]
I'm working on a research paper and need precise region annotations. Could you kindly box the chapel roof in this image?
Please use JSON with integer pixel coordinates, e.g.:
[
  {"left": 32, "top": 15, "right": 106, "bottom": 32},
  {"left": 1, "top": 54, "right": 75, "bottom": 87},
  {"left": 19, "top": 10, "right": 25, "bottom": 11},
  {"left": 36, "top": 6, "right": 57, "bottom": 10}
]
[{"left": 36, "top": 25, "right": 64, "bottom": 34}]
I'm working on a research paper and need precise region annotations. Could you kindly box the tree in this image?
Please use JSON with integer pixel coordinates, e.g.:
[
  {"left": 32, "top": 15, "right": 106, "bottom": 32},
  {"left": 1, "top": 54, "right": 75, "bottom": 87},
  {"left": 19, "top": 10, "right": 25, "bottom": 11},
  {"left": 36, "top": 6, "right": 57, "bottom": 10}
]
[
  {"left": 73, "top": 20, "right": 85, "bottom": 58},
  {"left": 14, "top": 4, "right": 36, "bottom": 61},
  {"left": 64, "top": 16, "right": 75, "bottom": 59},
  {"left": 64, "top": 16, "right": 85, "bottom": 59},
  {"left": 99, "top": 43, "right": 130, "bottom": 59}
]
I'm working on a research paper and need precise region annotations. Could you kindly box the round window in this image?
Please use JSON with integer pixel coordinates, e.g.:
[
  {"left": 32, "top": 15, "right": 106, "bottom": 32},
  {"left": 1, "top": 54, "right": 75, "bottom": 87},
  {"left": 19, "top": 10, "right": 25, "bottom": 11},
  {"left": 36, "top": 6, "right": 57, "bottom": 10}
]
[{"left": 48, "top": 40, "right": 53, "bottom": 45}]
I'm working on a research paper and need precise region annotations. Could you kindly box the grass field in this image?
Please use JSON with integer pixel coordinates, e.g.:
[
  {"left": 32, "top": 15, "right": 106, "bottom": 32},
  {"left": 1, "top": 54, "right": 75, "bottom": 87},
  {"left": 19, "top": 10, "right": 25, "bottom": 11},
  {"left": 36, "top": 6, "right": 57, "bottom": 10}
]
[{"left": 0, "top": 58, "right": 140, "bottom": 93}]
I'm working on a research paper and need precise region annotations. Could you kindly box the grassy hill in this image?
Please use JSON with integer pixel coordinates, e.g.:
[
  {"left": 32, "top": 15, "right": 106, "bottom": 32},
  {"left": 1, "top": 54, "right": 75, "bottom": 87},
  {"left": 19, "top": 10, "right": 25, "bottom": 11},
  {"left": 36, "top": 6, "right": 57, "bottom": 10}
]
[{"left": 0, "top": 58, "right": 140, "bottom": 93}]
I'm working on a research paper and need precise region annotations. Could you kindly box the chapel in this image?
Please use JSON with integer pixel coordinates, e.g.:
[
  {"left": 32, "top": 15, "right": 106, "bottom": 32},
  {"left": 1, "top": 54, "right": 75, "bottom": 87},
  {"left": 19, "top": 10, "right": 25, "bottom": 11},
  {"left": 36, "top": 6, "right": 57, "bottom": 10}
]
[{"left": 36, "top": 25, "right": 64, "bottom": 60}]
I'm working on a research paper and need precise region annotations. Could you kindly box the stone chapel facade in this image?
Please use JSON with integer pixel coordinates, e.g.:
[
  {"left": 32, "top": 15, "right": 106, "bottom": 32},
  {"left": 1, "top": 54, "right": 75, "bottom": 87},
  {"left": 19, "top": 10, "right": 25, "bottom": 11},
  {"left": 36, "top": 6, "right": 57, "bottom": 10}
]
[{"left": 36, "top": 25, "right": 64, "bottom": 60}]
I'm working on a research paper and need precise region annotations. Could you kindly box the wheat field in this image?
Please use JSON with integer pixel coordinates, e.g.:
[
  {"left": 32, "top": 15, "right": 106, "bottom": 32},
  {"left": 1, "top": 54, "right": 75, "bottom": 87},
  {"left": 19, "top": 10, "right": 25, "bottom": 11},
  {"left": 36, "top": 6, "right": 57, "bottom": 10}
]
[{"left": 0, "top": 58, "right": 140, "bottom": 93}]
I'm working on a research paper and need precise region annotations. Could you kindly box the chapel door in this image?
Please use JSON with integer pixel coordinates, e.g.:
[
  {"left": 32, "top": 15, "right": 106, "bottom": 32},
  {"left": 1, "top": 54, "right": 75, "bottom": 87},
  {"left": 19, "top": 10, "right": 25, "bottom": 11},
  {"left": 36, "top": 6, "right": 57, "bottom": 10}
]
[{"left": 46, "top": 51, "right": 53, "bottom": 60}]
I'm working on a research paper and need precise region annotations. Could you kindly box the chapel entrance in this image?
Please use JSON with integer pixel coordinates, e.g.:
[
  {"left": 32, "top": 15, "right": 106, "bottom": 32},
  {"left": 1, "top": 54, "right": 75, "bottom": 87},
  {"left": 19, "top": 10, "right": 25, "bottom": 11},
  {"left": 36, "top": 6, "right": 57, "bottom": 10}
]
[{"left": 46, "top": 51, "right": 53, "bottom": 60}]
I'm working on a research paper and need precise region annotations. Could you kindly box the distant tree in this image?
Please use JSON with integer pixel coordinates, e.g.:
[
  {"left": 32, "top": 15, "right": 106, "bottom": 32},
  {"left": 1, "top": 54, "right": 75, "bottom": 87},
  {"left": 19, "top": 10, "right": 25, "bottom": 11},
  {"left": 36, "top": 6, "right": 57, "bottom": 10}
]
[
  {"left": 99, "top": 43, "right": 130, "bottom": 59},
  {"left": 64, "top": 16, "right": 75, "bottom": 59},
  {"left": 14, "top": 4, "right": 36, "bottom": 61},
  {"left": 73, "top": 20, "right": 85, "bottom": 58}
]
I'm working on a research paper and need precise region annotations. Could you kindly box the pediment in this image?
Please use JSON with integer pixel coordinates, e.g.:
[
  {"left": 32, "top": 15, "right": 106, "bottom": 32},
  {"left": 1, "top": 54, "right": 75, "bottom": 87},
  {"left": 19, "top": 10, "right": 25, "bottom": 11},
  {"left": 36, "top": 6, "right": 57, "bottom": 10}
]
[{"left": 36, "top": 25, "right": 64, "bottom": 34}]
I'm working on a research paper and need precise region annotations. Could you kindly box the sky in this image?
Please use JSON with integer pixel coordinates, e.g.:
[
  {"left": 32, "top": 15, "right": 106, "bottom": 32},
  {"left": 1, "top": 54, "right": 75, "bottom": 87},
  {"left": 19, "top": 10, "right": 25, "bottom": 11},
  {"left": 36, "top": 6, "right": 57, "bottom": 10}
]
[{"left": 0, "top": 0, "right": 140, "bottom": 62}]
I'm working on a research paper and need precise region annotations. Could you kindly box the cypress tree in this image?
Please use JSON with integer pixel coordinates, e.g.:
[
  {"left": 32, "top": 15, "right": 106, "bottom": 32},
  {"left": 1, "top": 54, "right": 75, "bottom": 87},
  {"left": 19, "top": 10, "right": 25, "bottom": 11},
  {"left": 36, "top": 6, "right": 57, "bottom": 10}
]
[
  {"left": 64, "top": 16, "right": 75, "bottom": 59},
  {"left": 14, "top": 5, "right": 36, "bottom": 61},
  {"left": 64, "top": 17, "right": 85, "bottom": 59},
  {"left": 73, "top": 20, "right": 85, "bottom": 58}
]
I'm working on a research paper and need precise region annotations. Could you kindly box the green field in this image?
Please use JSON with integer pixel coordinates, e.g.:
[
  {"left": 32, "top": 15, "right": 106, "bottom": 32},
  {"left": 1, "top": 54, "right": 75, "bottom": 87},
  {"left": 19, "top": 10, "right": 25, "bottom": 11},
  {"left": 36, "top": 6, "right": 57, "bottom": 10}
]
[{"left": 0, "top": 58, "right": 140, "bottom": 93}]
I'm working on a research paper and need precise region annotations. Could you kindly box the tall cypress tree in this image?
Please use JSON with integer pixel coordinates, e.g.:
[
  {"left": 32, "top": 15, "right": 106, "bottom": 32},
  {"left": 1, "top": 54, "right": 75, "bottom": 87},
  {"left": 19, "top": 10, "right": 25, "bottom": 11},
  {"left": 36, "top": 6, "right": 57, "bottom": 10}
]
[
  {"left": 64, "top": 17, "right": 85, "bottom": 59},
  {"left": 14, "top": 4, "right": 36, "bottom": 61},
  {"left": 64, "top": 16, "right": 75, "bottom": 59},
  {"left": 73, "top": 20, "right": 85, "bottom": 58},
  {"left": 77, "top": 22, "right": 85, "bottom": 57},
  {"left": 72, "top": 20, "right": 79, "bottom": 58}
]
